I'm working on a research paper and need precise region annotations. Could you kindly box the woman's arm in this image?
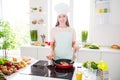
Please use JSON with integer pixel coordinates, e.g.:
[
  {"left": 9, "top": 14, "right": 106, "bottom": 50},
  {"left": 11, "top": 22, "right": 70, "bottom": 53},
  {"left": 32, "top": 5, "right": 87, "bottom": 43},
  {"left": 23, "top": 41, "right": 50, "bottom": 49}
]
[
  {"left": 50, "top": 42, "right": 55, "bottom": 54},
  {"left": 72, "top": 41, "right": 76, "bottom": 48},
  {"left": 72, "top": 28, "right": 80, "bottom": 53},
  {"left": 47, "top": 28, "right": 55, "bottom": 60},
  {"left": 47, "top": 42, "right": 55, "bottom": 60},
  {"left": 72, "top": 41, "right": 80, "bottom": 53}
]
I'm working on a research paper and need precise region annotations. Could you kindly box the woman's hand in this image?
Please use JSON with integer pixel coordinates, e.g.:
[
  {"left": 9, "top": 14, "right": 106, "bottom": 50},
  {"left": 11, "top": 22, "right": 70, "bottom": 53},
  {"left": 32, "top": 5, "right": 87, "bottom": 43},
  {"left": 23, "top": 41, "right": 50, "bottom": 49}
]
[{"left": 73, "top": 45, "right": 80, "bottom": 53}]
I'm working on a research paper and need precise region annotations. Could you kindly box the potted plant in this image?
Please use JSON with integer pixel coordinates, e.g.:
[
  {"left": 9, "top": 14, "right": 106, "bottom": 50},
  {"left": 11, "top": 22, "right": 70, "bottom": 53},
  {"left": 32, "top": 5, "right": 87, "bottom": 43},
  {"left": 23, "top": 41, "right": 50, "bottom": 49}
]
[
  {"left": 0, "top": 20, "right": 16, "bottom": 58},
  {"left": 40, "top": 34, "right": 46, "bottom": 46}
]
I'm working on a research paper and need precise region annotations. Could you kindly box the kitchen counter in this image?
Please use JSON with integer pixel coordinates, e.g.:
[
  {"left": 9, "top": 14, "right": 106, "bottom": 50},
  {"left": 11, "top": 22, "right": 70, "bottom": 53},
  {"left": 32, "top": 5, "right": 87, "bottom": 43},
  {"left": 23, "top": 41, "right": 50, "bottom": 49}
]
[
  {"left": 6, "top": 59, "right": 67, "bottom": 80},
  {"left": 80, "top": 46, "right": 120, "bottom": 53},
  {"left": 21, "top": 45, "right": 120, "bottom": 60},
  {"left": 21, "top": 45, "right": 120, "bottom": 55},
  {"left": 7, "top": 74, "right": 67, "bottom": 80},
  {"left": 21, "top": 45, "right": 120, "bottom": 52},
  {"left": 5, "top": 60, "right": 96, "bottom": 80},
  {"left": 20, "top": 45, "right": 120, "bottom": 80}
]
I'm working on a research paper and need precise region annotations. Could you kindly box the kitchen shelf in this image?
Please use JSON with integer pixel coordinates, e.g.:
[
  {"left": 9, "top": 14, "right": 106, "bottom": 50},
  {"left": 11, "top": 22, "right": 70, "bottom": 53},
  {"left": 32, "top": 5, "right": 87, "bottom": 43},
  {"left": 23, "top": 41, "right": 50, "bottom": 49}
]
[
  {"left": 29, "top": 12, "right": 47, "bottom": 15},
  {"left": 80, "top": 47, "right": 120, "bottom": 53},
  {"left": 30, "top": 24, "right": 46, "bottom": 26},
  {"left": 29, "top": 0, "right": 48, "bottom": 44},
  {"left": 96, "top": 12, "right": 110, "bottom": 15},
  {"left": 95, "top": 0, "right": 111, "bottom": 24},
  {"left": 96, "top": 0, "right": 110, "bottom": 4}
]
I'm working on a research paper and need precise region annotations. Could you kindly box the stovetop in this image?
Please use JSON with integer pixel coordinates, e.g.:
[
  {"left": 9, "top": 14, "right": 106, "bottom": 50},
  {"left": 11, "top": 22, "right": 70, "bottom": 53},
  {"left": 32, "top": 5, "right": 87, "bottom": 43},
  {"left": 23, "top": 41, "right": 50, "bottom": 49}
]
[{"left": 30, "top": 60, "right": 75, "bottom": 80}]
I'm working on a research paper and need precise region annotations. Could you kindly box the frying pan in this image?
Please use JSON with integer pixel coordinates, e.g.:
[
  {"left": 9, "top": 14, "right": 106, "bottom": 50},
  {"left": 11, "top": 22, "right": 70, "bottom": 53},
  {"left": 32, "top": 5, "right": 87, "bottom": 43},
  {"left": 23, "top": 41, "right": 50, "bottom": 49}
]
[{"left": 52, "top": 59, "right": 74, "bottom": 69}]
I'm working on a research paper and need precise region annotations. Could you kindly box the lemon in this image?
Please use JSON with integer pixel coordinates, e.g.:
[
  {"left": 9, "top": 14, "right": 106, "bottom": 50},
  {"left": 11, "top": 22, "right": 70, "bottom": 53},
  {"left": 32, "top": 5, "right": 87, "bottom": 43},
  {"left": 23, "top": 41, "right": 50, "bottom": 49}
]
[
  {"left": 98, "top": 9, "right": 102, "bottom": 14},
  {"left": 98, "top": 60, "right": 108, "bottom": 70}
]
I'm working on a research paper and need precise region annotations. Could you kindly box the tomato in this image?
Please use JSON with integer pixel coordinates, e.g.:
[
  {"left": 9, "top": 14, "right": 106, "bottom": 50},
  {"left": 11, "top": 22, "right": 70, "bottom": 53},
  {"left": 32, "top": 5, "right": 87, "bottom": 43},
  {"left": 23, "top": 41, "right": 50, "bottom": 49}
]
[
  {"left": 14, "top": 64, "right": 20, "bottom": 70},
  {"left": 5, "top": 62, "right": 12, "bottom": 66},
  {"left": 45, "top": 41, "right": 50, "bottom": 46},
  {"left": 47, "top": 42, "right": 50, "bottom": 46}
]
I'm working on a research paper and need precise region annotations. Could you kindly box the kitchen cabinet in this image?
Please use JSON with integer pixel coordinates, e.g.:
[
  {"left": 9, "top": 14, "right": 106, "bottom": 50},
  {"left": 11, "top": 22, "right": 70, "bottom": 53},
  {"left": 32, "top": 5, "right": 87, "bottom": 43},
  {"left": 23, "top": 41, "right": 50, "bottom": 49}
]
[
  {"left": 29, "top": 0, "right": 48, "bottom": 44},
  {"left": 21, "top": 46, "right": 38, "bottom": 59},
  {"left": 37, "top": 46, "right": 50, "bottom": 60},
  {"left": 102, "top": 52, "right": 120, "bottom": 80},
  {"left": 20, "top": 45, "right": 50, "bottom": 60},
  {"left": 77, "top": 49, "right": 101, "bottom": 62}
]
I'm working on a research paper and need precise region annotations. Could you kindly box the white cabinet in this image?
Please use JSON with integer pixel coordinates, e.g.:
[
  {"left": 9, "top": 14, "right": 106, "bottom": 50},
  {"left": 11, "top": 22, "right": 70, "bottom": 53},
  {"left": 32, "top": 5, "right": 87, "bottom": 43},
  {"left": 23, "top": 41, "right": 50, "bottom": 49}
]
[
  {"left": 102, "top": 52, "right": 120, "bottom": 80},
  {"left": 37, "top": 47, "right": 50, "bottom": 60},
  {"left": 20, "top": 45, "right": 50, "bottom": 60},
  {"left": 77, "top": 50, "right": 101, "bottom": 63},
  {"left": 21, "top": 46, "right": 38, "bottom": 59}
]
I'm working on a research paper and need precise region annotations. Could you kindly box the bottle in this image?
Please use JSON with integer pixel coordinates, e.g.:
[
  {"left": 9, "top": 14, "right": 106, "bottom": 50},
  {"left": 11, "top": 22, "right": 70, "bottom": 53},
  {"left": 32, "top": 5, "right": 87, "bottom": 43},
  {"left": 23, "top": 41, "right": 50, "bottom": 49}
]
[{"left": 76, "top": 66, "right": 82, "bottom": 80}]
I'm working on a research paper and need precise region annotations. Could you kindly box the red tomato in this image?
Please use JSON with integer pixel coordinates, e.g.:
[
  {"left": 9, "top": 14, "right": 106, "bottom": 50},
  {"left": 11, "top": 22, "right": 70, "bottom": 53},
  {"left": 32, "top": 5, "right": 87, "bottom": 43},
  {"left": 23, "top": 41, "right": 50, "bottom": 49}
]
[
  {"left": 45, "top": 41, "right": 50, "bottom": 46},
  {"left": 5, "top": 62, "right": 12, "bottom": 66},
  {"left": 48, "top": 42, "right": 50, "bottom": 46},
  {"left": 45, "top": 41, "right": 48, "bottom": 44}
]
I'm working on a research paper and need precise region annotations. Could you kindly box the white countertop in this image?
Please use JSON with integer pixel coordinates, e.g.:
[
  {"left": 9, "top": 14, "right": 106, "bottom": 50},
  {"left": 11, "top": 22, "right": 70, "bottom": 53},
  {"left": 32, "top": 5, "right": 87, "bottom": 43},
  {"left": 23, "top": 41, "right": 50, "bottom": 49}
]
[
  {"left": 21, "top": 45, "right": 50, "bottom": 48},
  {"left": 80, "top": 47, "right": 120, "bottom": 53},
  {"left": 6, "top": 60, "right": 68, "bottom": 80},
  {"left": 5, "top": 59, "right": 96, "bottom": 80},
  {"left": 21, "top": 45, "right": 120, "bottom": 53},
  {"left": 8, "top": 74, "right": 67, "bottom": 80}
]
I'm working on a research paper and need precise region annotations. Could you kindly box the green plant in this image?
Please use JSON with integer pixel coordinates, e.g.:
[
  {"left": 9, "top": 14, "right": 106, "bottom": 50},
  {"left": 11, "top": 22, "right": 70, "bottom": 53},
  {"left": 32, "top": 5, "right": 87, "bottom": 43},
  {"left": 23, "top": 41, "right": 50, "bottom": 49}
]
[
  {"left": 0, "top": 20, "right": 17, "bottom": 57},
  {"left": 0, "top": 70, "right": 6, "bottom": 80}
]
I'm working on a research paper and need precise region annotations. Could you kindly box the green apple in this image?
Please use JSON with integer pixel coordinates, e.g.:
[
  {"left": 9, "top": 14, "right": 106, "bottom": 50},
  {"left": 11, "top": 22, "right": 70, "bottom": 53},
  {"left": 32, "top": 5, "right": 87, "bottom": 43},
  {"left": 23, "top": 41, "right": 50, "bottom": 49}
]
[{"left": 104, "top": 8, "right": 108, "bottom": 13}]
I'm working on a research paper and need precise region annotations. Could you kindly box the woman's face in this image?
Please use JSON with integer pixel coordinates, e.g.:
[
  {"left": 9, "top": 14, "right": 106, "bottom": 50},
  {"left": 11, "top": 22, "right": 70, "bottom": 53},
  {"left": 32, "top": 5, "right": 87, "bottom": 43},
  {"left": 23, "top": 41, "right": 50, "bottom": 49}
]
[{"left": 57, "top": 14, "right": 67, "bottom": 25}]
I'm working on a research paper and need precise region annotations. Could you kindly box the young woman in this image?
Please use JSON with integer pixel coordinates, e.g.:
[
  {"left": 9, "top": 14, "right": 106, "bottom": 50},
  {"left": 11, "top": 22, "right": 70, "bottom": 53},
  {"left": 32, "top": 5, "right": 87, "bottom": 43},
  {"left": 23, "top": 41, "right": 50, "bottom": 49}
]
[{"left": 47, "top": 3, "right": 79, "bottom": 60}]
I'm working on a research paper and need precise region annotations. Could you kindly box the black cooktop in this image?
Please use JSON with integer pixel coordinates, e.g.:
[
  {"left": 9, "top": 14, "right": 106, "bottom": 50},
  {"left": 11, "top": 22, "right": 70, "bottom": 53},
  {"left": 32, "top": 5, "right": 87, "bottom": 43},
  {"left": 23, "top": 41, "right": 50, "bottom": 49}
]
[{"left": 30, "top": 60, "right": 75, "bottom": 80}]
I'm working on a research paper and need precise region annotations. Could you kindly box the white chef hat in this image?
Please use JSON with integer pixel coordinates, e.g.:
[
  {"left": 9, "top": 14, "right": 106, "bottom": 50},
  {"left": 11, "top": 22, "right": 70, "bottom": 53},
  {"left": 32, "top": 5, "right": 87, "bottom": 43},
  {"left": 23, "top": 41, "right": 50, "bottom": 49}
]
[{"left": 54, "top": 3, "right": 70, "bottom": 15}]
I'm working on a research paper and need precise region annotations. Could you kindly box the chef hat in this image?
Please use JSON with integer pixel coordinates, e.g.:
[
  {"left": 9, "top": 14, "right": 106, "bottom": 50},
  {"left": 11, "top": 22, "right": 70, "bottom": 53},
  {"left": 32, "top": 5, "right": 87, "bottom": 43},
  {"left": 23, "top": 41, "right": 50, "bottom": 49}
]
[{"left": 54, "top": 3, "right": 69, "bottom": 15}]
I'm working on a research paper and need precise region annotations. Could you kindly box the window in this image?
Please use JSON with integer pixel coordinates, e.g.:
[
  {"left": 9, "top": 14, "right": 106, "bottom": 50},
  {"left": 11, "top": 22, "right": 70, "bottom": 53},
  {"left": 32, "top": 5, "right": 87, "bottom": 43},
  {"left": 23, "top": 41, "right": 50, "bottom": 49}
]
[
  {"left": 73, "top": 0, "right": 90, "bottom": 42},
  {"left": 0, "top": 0, "right": 2, "bottom": 19},
  {"left": 1, "top": 0, "right": 30, "bottom": 49},
  {"left": 1, "top": 0, "right": 90, "bottom": 48}
]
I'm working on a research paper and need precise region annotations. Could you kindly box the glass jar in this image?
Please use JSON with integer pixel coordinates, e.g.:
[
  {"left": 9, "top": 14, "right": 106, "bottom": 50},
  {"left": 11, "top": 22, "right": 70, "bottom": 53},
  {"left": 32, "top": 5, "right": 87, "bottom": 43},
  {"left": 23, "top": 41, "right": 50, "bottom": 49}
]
[
  {"left": 81, "top": 30, "right": 88, "bottom": 43},
  {"left": 30, "top": 30, "right": 38, "bottom": 41}
]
